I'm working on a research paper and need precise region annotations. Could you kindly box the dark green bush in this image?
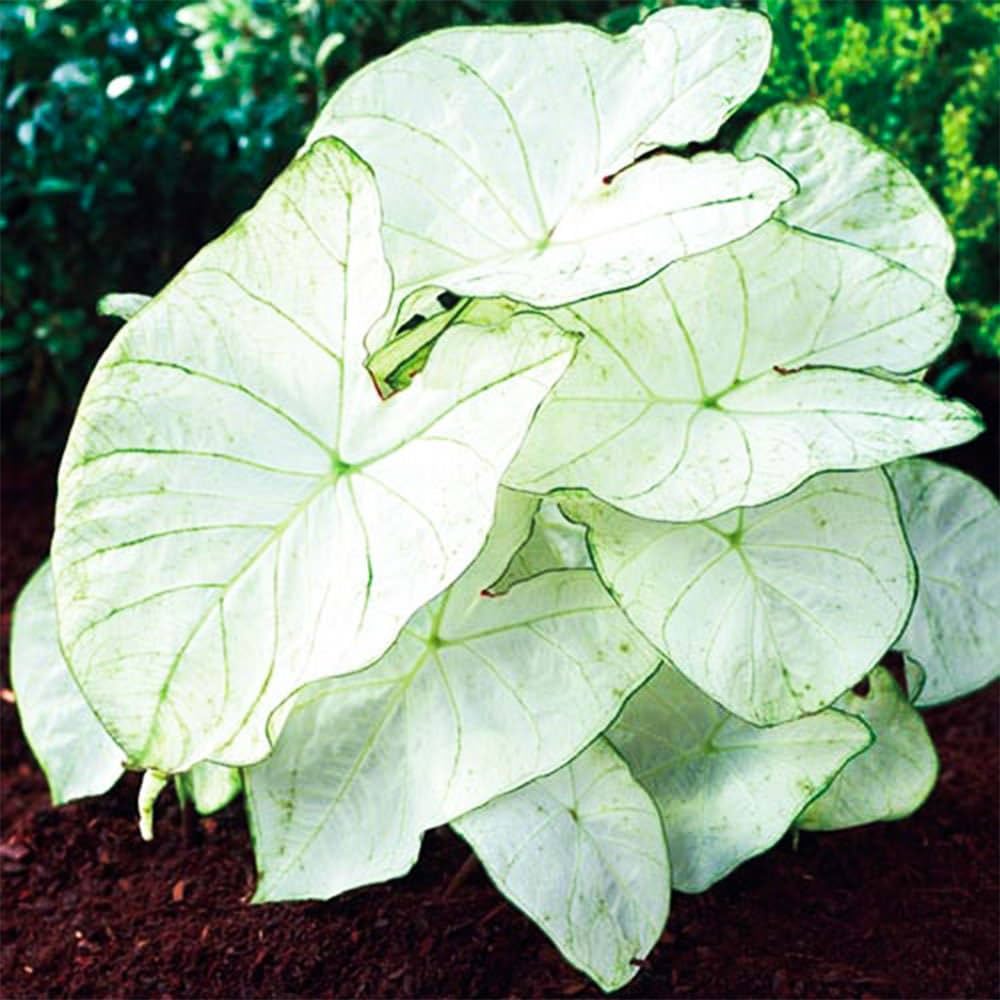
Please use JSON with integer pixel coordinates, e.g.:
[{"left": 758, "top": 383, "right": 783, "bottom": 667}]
[{"left": 2, "top": 0, "right": 996, "bottom": 456}]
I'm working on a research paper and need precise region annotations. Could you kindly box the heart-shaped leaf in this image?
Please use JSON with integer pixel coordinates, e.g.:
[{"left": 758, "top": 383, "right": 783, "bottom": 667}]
[
  {"left": 890, "top": 459, "right": 1000, "bottom": 706},
  {"left": 52, "top": 139, "right": 577, "bottom": 775},
  {"left": 309, "top": 7, "right": 794, "bottom": 321},
  {"left": 608, "top": 665, "right": 871, "bottom": 892},
  {"left": 567, "top": 470, "right": 915, "bottom": 724},
  {"left": 506, "top": 221, "right": 978, "bottom": 522},
  {"left": 245, "top": 490, "right": 660, "bottom": 902},
  {"left": 797, "top": 666, "right": 937, "bottom": 831},
  {"left": 454, "top": 739, "right": 669, "bottom": 993}
]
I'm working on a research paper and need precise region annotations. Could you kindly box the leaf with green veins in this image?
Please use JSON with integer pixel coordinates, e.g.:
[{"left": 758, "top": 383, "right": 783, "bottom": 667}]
[
  {"left": 51, "top": 138, "right": 578, "bottom": 776},
  {"left": 797, "top": 666, "right": 937, "bottom": 832},
  {"left": 492, "top": 499, "right": 591, "bottom": 593},
  {"left": 181, "top": 762, "right": 242, "bottom": 815},
  {"left": 10, "top": 561, "right": 125, "bottom": 805},
  {"left": 889, "top": 459, "right": 1000, "bottom": 706},
  {"left": 309, "top": 7, "right": 794, "bottom": 329},
  {"left": 608, "top": 664, "right": 872, "bottom": 893},
  {"left": 736, "top": 103, "right": 955, "bottom": 286},
  {"left": 453, "top": 738, "right": 669, "bottom": 993},
  {"left": 506, "top": 220, "right": 979, "bottom": 522},
  {"left": 566, "top": 470, "right": 916, "bottom": 725},
  {"left": 245, "top": 489, "right": 660, "bottom": 903}
]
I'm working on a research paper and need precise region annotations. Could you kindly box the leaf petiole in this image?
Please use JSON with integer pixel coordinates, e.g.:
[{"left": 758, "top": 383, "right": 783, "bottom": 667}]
[{"left": 138, "top": 770, "right": 169, "bottom": 842}]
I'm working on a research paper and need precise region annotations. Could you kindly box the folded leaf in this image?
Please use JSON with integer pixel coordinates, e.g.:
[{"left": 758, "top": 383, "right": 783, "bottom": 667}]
[
  {"left": 568, "top": 470, "right": 915, "bottom": 724},
  {"left": 506, "top": 221, "right": 977, "bottom": 521},
  {"left": 890, "top": 459, "right": 1000, "bottom": 705},
  {"left": 52, "top": 139, "right": 577, "bottom": 774},
  {"left": 10, "top": 562, "right": 124, "bottom": 804},
  {"left": 608, "top": 665, "right": 871, "bottom": 892},
  {"left": 492, "top": 498, "right": 590, "bottom": 592},
  {"left": 736, "top": 103, "right": 954, "bottom": 285},
  {"left": 798, "top": 666, "right": 937, "bottom": 831},
  {"left": 246, "top": 490, "right": 659, "bottom": 902},
  {"left": 453, "top": 739, "right": 669, "bottom": 993},
  {"left": 310, "top": 7, "right": 793, "bottom": 321}
]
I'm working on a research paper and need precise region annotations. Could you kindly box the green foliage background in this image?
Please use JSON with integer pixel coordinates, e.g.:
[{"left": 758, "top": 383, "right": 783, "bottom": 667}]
[{"left": 2, "top": 0, "right": 997, "bottom": 455}]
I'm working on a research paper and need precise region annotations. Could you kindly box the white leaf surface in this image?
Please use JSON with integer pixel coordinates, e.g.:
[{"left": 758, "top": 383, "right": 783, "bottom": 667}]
[
  {"left": 609, "top": 665, "right": 871, "bottom": 892},
  {"left": 568, "top": 470, "right": 915, "bottom": 724},
  {"left": 493, "top": 499, "right": 590, "bottom": 592},
  {"left": 52, "top": 139, "right": 576, "bottom": 774},
  {"left": 10, "top": 562, "right": 124, "bottom": 804},
  {"left": 507, "top": 221, "right": 977, "bottom": 522},
  {"left": 182, "top": 762, "right": 242, "bottom": 815},
  {"left": 890, "top": 459, "right": 1000, "bottom": 705},
  {"left": 245, "top": 491, "right": 660, "bottom": 902},
  {"left": 309, "top": 8, "right": 794, "bottom": 318},
  {"left": 97, "top": 292, "right": 151, "bottom": 322},
  {"left": 454, "top": 739, "right": 669, "bottom": 992},
  {"left": 798, "top": 666, "right": 937, "bottom": 831},
  {"left": 736, "top": 103, "right": 955, "bottom": 285}
]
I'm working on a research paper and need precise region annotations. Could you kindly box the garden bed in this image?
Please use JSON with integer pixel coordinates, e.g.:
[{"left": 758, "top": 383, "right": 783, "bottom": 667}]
[{"left": 2, "top": 452, "right": 996, "bottom": 999}]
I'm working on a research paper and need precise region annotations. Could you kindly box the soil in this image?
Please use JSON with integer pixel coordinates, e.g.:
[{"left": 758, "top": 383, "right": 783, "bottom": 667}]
[{"left": 2, "top": 363, "right": 998, "bottom": 998}]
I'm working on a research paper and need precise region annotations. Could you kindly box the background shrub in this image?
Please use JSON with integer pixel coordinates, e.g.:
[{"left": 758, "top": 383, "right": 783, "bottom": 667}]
[{"left": 2, "top": 0, "right": 996, "bottom": 456}]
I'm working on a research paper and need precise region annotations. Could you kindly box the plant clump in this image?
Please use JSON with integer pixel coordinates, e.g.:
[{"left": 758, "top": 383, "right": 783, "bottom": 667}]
[{"left": 11, "top": 7, "right": 999, "bottom": 992}]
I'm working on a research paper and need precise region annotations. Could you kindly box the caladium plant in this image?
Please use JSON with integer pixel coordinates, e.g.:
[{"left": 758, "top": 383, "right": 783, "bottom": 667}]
[{"left": 10, "top": 6, "right": 999, "bottom": 992}]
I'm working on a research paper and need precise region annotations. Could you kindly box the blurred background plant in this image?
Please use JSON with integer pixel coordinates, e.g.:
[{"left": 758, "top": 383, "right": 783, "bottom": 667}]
[{"left": 2, "top": 0, "right": 996, "bottom": 457}]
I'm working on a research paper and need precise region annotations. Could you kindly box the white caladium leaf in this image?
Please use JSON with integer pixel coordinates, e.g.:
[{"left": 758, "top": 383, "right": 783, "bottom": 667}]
[
  {"left": 493, "top": 499, "right": 590, "bottom": 593},
  {"left": 890, "top": 459, "right": 1000, "bottom": 706},
  {"left": 245, "top": 490, "right": 660, "bottom": 902},
  {"left": 798, "top": 666, "right": 937, "bottom": 831},
  {"left": 10, "top": 562, "right": 125, "bottom": 804},
  {"left": 52, "top": 138, "right": 577, "bottom": 775},
  {"left": 453, "top": 739, "right": 669, "bottom": 992},
  {"left": 567, "top": 470, "right": 915, "bottom": 725},
  {"left": 506, "top": 221, "right": 979, "bottom": 522},
  {"left": 181, "top": 762, "right": 242, "bottom": 816},
  {"left": 736, "top": 103, "right": 954, "bottom": 285},
  {"left": 608, "top": 665, "right": 871, "bottom": 892},
  {"left": 309, "top": 7, "right": 794, "bottom": 321}
]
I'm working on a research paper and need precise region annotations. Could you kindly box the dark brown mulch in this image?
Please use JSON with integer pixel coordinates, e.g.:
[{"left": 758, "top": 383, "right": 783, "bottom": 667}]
[{"left": 2, "top": 392, "right": 998, "bottom": 999}]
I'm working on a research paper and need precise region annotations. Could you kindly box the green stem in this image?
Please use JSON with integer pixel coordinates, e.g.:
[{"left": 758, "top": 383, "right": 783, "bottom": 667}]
[{"left": 174, "top": 772, "right": 189, "bottom": 811}]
